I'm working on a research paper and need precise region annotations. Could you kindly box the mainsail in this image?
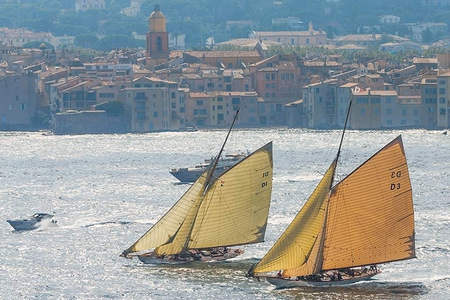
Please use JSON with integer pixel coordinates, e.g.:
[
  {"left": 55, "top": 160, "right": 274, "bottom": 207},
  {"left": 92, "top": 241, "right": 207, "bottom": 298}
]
[
  {"left": 321, "top": 136, "right": 415, "bottom": 271},
  {"left": 123, "top": 142, "right": 273, "bottom": 257},
  {"left": 252, "top": 136, "right": 415, "bottom": 278}
]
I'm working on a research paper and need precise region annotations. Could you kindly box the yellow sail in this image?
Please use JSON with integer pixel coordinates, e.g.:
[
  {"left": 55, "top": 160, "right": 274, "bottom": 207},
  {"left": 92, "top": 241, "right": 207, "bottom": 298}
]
[
  {"left": 188, "top": 142, "right": 273, "bottom": 249},
  {"left": 122, "top": 173, "right": 207, "bottom": 256},
  {"left": 253, "top": 160, "right": 337, "bottom": 274},
  {"left": 322, "top": 136, "right": 415, "bottom": 270}
]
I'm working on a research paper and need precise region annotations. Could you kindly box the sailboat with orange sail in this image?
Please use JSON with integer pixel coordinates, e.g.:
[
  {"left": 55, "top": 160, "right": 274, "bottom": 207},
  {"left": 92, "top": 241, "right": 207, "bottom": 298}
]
[{"left": 248, "top": 91, "right": 415, "bottom": 288}]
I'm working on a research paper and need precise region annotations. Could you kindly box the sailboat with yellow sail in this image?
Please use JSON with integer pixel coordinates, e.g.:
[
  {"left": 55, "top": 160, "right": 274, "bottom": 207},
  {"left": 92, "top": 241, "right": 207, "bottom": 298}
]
[
  {"left": 121, "top": 110, "right": 273, "bottom": 264},
  {"left": 248, "top": 94, "right": 415, "bottom": 288}
]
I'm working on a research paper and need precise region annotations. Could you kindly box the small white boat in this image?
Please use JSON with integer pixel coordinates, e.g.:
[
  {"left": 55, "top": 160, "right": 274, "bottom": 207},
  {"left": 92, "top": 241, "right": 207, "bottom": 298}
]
[{"left": 7, "top": 213, "right": 57, "bottom": 231}]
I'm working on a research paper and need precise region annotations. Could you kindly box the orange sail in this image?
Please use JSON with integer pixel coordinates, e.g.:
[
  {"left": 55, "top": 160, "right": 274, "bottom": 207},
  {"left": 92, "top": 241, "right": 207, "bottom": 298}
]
[{"left": 321, "top": 136, "right": 415, "bottom": 270}]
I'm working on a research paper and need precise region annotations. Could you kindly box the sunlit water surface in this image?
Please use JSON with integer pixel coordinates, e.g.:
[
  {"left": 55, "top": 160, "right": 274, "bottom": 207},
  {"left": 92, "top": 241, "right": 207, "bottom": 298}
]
[{"left": 0, "top": 129, "right": 448, "bottom": 299}]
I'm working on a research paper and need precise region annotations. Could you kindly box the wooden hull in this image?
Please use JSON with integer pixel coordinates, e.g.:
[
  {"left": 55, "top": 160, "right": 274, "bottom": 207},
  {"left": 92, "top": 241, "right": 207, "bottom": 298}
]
[
  {"left": 266, "top": 272, "right": 378, "bottom": 288},
  {"left": 137, "top": 248, "right": 243, "bottom": 265}
]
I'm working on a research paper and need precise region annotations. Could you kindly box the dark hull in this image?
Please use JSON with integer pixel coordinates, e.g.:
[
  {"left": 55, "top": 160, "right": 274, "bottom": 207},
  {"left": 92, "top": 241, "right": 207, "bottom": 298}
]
[
  {"left": 137, "top": 248, "right": 244, "bottom": 264},
  {"left": 266, "top": 270, "right": 380, "bottom": 288}
]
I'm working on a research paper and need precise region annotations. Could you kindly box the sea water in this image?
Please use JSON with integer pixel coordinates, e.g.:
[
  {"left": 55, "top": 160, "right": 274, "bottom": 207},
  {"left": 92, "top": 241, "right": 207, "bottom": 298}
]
[{"left": 0, "top": 129, "right": 448, "bottom": 299}]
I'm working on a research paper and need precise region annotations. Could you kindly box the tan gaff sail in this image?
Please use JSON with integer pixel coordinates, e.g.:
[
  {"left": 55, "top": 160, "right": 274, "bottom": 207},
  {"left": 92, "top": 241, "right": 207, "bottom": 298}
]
[
  {"left": 124, "top": 142, "right": 273, "bottom": 256},
  {"left": 321, "top": 136, "right": 415, "bottom": 270},
  {"left": 189, "top": 142, "right": 273, "bottom": 249},
  {"left": 253, "top": 160, "right": 337, "bottom": 274},
  {"left": 122, "top": 173, "right": 207, "bottom": 256}
]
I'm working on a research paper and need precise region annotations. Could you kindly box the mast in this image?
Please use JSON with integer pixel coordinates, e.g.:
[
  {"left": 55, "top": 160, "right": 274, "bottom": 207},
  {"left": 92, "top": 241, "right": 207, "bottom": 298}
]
[
  {"left": 179, "top": 109, "right": 239, "bottom": 252},
  {"left": 333, "top": 87, "right": 359, "bottom": 177},
  {"left": 203, "top": 109, "right": 240, "bottom": 194},
  {"left": 313, "top": 87, "right": 355, "bottom": 273}
]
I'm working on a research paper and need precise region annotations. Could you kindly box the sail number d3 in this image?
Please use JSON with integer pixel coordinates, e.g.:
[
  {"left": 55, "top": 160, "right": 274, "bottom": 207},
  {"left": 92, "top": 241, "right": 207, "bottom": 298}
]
[{"left": 390, "top": 170, "right": 401, "bottom": 190}]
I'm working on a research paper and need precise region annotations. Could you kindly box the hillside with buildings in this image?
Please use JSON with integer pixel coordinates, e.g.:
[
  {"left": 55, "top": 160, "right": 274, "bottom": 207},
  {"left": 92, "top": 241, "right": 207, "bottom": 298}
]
[
  {"left": 0, "top": 5, "right": 449, "bottom": 133},
  {"left": 1, "top": 0, "right": 450, "bottom": 50}
]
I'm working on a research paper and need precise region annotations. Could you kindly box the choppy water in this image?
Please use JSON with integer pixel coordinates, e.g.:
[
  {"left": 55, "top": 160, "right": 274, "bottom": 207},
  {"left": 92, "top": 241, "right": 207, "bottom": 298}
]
[{"left": 0, "top": 129, "right": 449, "bottom": 299}]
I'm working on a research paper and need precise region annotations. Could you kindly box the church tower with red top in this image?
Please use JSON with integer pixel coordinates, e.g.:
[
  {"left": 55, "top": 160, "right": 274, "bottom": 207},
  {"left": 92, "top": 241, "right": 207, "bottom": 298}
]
[{"left": 146, "top": 5, "right": 169, "bottom": 61}]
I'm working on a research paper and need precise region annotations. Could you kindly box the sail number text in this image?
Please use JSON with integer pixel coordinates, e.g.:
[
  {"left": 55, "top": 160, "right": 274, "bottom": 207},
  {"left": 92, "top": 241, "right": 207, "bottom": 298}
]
[
  {"left": 390, "top": 170, "right": 401, "bottom": 190},
  {"left": 261, "top": 171, "right": 269, "bottom": 188}
]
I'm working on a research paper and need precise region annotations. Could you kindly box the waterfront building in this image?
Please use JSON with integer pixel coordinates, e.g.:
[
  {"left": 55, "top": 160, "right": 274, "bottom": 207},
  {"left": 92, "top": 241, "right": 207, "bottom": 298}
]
[
  {"left": 0, "top": 72, "right": 38, "bottom": 129},
  {"left": 421, "top": 76, "right": 438, "bottom": 129},
  {"left": 120, "top": 76, "right": 182, "bottom": 132},
  {"left": 303, "top": 80, "right": 338, "bottom": 129},
  {"left": 437, "top": 71, "right": 450, "bottom": 128},
  {"left": 185, "top": 91, "right": 258, "bottom": 128}
]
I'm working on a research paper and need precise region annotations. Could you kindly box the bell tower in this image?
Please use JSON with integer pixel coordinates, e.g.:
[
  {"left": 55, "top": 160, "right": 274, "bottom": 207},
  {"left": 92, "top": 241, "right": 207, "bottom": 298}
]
[{"left": 146, "top": 5, "right": 169, "bottom": 60}]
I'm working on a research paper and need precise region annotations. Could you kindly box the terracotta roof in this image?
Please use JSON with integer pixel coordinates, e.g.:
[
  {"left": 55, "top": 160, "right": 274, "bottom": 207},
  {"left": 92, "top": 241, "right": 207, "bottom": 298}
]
[
  {"left": 285, "top": 99, "right": 303, "bottom": 106},
  {"left": 184, "top": 51, "right": 261, "bottom": 58},
  {"left": 413, "top": 57, "right": 438, "bottom": 64},
  {"left": 353, "top": 89, "right": 398, "bottom": 96},
  {"left": 254, "top": 30, "right": 325, "bottom": 37},
  {"left": 340, "top": 82, "right": 358, "bottom": 88}
]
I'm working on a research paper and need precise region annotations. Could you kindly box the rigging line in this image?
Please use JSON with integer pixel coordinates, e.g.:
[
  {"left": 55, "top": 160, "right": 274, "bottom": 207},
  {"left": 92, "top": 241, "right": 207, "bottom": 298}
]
[
  {"left": 334, "top": 90, "right": 354, "bottom": 184},
  {"left": 203, "top": 109, "right": 240, "bottom": 195}
]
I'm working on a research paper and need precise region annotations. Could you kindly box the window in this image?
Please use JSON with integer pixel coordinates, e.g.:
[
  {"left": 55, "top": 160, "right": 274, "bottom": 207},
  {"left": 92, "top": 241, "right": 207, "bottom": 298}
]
[
  {"left": 402, "top": 109, "right": 407, "bottom": 116},
  {"left": 357, "top": 97, "right": 368, "bottom": 104},
  {"left": 136, "top": 92, "right": 146, "bottom": 99},
  {"left": 232, "top": 98, "right": 240, "bottom": 105},
  {"left": 439, "top": 80, "right": 446, "bottom": 85},
  {"left": 360, "top": 108, "right": 366, "bottom": 115},
  {"left": 171, "top": 92, "right": 176, "bottom": 99},
  {"left": 217, "top": 97, "right": 223, "bottom": 102},
  {"left": 226, "top": 84, "right": 232, "bottom": 91},
  {"left": 265, "top": 73, "right": 270, "bottom": 80},
  {"left": 171, "top": 102, "right": 176, "bottom": 109},
  {"left": 271, "top": 73, "right": 275, "bottom": 80},
  {"left": 386, "top": 108, "right": 392, "bottom": 115},
  {"left": 401, "top": 120, "right": 406, "bottom": 125},
  {"left": 291, "top": 38, "right": 295, "bottom": 45},
  {"left": 439, "top": 88, "right": 446, "bottom": 94},
  {"left": 440, "top": 97, "right": 446, "bottom": 104},
  {"left": 21, "top": 103, "right": 25, "bottom": 111},
  {"left": 218, "top": 105, "right": 223, "bottom": 110},
  {"left": 440, "top": 108, "right": 446, "bottom": 115},
  {"left": 385, "top": 97, "right": 392, "bottom": 103},
  {"left": 99, "top": 93, "right": 114, "bottom": 99},
  {"left": 157, "top": 36, "right": 162, "bottom": 51},
  {"left": 153, "top": 111, "right": 158, "bottom": 118},
  {"left": 224, "top": 76, "right": 231, "bottom": 83},
  {"left": 245, "top": 84, "right": 249, "bottom": 91},
  {"left": 196, "top": 100, "right": 203, "bottom": 105},
  {"left": 387, "top": 120, "right": 392, "bottom": 125},
  {"left": 207, "top": 82, "right": 214, "bottom": 89},
  {"left": 371, "top": 97, "right": 380, "bottom": 104}
]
